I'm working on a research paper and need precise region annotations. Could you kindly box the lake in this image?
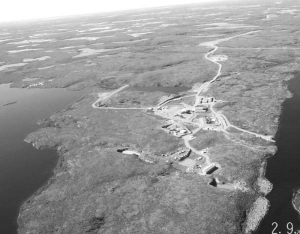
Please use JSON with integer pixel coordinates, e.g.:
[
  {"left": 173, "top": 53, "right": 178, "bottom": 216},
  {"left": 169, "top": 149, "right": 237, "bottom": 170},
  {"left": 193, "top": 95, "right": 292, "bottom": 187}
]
[
  {"left": 257, "top": 72, "right": 300, "bottom": 233},
  {"left": 0, "top": 84, "right": 83, "bottom": 234}
]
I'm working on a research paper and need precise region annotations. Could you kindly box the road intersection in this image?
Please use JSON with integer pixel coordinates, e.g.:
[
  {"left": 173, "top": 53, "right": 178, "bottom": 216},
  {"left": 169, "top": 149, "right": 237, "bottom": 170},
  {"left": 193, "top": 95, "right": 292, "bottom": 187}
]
[{"left": 92, "top": 31, "right": 275, "bottom": 175}]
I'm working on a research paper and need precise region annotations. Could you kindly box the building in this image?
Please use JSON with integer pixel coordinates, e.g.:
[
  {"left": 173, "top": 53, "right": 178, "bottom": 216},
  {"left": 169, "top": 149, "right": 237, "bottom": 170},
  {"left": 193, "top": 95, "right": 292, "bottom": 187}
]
[
  {"left": 146, "top": 107, "right": 154, "bottom": 113},
  {"left": 199, "top": 97, "right": 215, "bottom": 104},
  {"left": 202, "top": 164, "right": 219, "bottom": 174},
  {"left": 195, "top": 106, "right": 208, "bottom": 113},
  {"left": 180, "top": 108, "right": 193, "bottom": 114},
  {"left": 205, "top": 116, "right": 215, "bottom": 124},
  {"left": 162, "top": 123, "right": 190, "bottom": 137}
]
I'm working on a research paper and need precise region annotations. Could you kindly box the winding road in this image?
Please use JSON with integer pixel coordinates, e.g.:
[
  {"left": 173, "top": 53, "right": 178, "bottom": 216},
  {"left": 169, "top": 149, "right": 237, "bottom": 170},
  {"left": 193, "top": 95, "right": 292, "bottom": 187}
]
[
  {"left": 180, "top": 31, "right": 275, "bottom": 169},
  {"left": 197, "top": 30, "right": 274, "bottom": 142},
  {"left": 91, "top": 30, "right": 275, "bottom": 172}
]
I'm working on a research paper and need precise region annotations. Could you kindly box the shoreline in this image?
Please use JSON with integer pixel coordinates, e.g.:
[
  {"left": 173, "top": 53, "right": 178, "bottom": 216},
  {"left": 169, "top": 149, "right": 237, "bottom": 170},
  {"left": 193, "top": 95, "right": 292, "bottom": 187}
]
[
  {"left": 243, "top": 141, "right": 276, "bottom": 234},
  {"left": 17, "top": 35, "right": 286, "bottom": 233},
  {"left": 17, "top": 142, "right": 65, "bottom": 214},
  {"left": 245, "top": 196, "right": 270, "bottom": 234},
  {"left": 244, "top": 109, "right": 282, "bottom": 233},
  {"left": 18, "top": 106, "right": 278, "bottom": 233},
  {"left": 248, "top": 75, "right": 296, "bottom": 233},
  {"left": 292, "top": 190, "right": 300, "bottom": 215}
]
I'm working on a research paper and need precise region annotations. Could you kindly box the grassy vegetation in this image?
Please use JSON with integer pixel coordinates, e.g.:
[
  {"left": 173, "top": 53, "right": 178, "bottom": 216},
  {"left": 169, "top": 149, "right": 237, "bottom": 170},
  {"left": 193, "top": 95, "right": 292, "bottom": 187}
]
[
  {"left": 106, "top": 90, "right": 164, "bottom": 108},
  {"left": 190, "top": 130, "right": 265, "bottom": 185},
  {"left": 27, "top": 95, "right": 182, "bottom": 156}
]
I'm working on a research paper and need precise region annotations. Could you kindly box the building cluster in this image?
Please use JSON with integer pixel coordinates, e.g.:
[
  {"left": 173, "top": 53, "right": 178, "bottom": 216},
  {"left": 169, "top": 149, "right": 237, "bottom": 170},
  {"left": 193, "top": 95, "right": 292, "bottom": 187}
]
[
  {"left": 174, "top": 148, "right": 191, "bottom": 161},
  {"left": 180, "top": 108, "right": 193, "bottom": 114},
  {"left": 161, "top": 123, "right": 191, "bottom": 137},
  {"left": 195, "top": 105, "right": 208, "bottom": 113},
  {"left": 173, "top": 107, "right": 194, "bottom": 119},
  {"left": 199, "top": 97, "right": 215, "bottom": 104},
  {"left": 28, "top": 82, "right": 45, "bottom": 88},
  {"left": 205, "top": 116, "right": 217, "bottom": 124}
]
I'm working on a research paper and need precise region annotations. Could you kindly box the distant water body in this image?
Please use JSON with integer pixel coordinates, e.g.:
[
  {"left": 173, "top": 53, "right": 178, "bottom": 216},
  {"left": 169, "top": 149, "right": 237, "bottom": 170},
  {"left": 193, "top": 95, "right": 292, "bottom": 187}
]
[
  {"left": 0, "top": 84, "right": 83, "bottom": 234},
  {"left": 257, "top": 72, "right": 300, "bottom": 233}
]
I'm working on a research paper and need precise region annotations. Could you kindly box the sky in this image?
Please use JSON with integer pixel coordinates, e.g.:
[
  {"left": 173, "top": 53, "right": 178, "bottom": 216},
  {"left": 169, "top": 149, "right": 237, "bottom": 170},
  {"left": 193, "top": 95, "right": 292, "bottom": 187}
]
[{"left": 0, "top": 0, "right": 225, "bottom": 22}]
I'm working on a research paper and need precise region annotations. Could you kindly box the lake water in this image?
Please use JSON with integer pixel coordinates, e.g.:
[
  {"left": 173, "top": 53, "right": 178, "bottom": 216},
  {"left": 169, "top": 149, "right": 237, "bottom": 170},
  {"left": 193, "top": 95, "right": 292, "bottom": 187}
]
[
  {"left": 0, "top": 84, "right": 84, "bottom": 234},
  {"left": 257, "top": 73, "right": 300, "bottom": 233}
]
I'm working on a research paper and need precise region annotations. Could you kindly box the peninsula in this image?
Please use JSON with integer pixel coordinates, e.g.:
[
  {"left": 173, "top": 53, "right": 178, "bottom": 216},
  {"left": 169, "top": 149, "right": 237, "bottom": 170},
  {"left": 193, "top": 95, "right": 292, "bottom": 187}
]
[{"left": 0, "top": 0, "right": 298, "bottom": 233}]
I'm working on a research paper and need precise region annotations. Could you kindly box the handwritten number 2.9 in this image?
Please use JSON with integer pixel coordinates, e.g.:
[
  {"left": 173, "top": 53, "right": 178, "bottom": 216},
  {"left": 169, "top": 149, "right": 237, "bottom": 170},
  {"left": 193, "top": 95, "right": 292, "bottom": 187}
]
[{"left": 272, "top": 222, "right": 293, "bottom": 234}]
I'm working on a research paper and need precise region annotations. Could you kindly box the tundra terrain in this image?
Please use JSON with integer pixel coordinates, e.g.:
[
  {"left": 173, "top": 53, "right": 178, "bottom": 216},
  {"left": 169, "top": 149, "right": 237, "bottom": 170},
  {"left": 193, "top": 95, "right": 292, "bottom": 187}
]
[{"left": 1, "top": 0, "right": 300, "bottom": 233}]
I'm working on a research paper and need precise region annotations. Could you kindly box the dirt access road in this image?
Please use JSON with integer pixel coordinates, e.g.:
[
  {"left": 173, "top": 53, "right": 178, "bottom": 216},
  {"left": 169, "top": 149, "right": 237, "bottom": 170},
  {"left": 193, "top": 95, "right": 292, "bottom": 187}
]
[
  {"left": 91, "top": 84, "right": 148, "bottom": 110},
  {"left": 198, "top": 30, "right": 275, "bottom": 142},
  {"left": 91, "top": 30, "right": 274, "bottom": 175}
]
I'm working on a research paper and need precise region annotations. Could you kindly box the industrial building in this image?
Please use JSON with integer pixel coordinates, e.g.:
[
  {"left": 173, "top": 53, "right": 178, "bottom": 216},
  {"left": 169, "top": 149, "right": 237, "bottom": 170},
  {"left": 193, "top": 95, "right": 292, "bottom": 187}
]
[
  {"left": 180, "top": 108, "right": 193, "bottom": 114},
  {"left": 199, "top": 97, "right": 215, "bottom": 104},
  {"left": 161, "top": 123, "right": 191, "bottom": 137},
  {"left": 195, "top": 105, "right": 208, "bottom": 113},
  {"left": 205, "top": 116, "right": 216, "bottom": 124},
  {"left": 202, "top": 164, "right": 220, "bottom": 175}
]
